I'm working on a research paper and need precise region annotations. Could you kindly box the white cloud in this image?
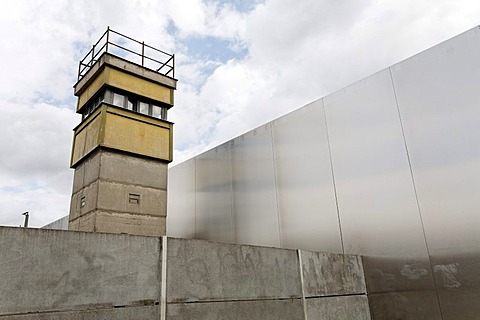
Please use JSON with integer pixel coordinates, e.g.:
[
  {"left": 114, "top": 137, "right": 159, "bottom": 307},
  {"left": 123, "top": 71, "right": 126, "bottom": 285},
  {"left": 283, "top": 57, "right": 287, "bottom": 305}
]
[
  {"left": 167, "top": 0, "right": 246, "bottom": 40},
  {"left": 0, "top": 100, "right": 77, "bottom": 226},
  {"left": 1, "top": 0, "right": 480, "bottom": 226}
]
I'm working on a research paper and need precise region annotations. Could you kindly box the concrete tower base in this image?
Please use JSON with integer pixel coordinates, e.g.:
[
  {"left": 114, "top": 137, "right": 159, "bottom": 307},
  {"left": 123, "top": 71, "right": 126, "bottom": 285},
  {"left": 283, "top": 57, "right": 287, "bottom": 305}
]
[{"left": 69, "top": 149, "right": 168, "bottom": 236}]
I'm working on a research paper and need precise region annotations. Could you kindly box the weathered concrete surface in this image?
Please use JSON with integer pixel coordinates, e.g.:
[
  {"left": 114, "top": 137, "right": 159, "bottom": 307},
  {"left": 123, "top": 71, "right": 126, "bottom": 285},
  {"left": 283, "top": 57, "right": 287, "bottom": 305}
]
[
  {"left": 99, "top": 150, "right": 168, "bottom": 189},
  {"left": 167, "top": 238, "right": 302, "bottom": 302},
  {"left": 73, "top": 149, "right": 168, "bottom": 193},
  {"left": 70, "top": 180, "right": 99, "bottom": 220},
  {"left": 306, "top": 295, "right": 371, "bottom": 319},
  {"left": 93, "top": 211, "right": 166, "bottom": 235},
  {"left": 68, "top": 211, "right": 95, "bottom": 231},
  {"left": 69, "top": 211, "right": 166, "bottom": 236},
  {"left": 96, "top": 180, "right": 167, "bottom": 217},
  {"left": 71, "top": 181, "right": 167, "bottom": 220},
  {"left": 0, "top": 305, "right": 158, "bottom": 320},
  {"left": 72, "top": 153, "right": 88, "bottom": 194},
  {"left": 69, "top": 148, "right": 168, "bottom": 236},
  {"left": 72, "top": 148, "right": 100, "bottom": 194},
  {"left": 300, "top": 250, "right": 366, "bottom": 297},
  {"left": 166, "top": 299, "right": 304, "bottom": 320},
  {"left": 0, "top": 227, "right": 161, "bottom": 315},
  {"left": 0, "top": 227, "right": 369, "bottom": 319}
]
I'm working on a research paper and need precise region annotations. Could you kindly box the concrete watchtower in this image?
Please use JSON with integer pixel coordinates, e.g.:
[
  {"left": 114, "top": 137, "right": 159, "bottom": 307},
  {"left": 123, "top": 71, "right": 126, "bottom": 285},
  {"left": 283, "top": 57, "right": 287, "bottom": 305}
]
[{"left": 68, "top": 28, "right": 176, "bottom": 236}]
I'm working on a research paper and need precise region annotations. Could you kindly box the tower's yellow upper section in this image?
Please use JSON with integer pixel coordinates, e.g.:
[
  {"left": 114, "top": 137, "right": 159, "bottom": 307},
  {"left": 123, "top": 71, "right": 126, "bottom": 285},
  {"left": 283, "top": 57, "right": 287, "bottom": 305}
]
[
  {"left": 71, "top": 105, "right": 173, "bottom": 167},
  {"left": 74, "top": 53, "right": 176, "bottom": 113},
  {"left": 70, "top": 28, "right": 177, "bottom": 167}
]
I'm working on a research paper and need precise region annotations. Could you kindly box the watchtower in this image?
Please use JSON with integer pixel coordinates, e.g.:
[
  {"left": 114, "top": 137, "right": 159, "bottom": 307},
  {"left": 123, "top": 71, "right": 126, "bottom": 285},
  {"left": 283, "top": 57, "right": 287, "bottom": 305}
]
[{"left": 68, "top": 28, "right": 176, "bottom": 236}]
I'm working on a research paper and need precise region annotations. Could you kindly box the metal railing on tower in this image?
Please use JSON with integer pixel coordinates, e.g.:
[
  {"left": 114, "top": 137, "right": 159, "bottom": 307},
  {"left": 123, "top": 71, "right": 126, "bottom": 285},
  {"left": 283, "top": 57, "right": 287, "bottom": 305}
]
[{"left": 77, "top": 27, "right": 175, "bottom": 80}]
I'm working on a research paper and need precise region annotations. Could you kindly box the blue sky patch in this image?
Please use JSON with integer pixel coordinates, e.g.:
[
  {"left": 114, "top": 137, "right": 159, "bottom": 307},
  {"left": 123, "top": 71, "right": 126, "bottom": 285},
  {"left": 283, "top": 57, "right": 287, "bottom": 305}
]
[
  {"left": 208, "top": 0, "right": 264, "bottom": 13},
  {"left": 0, "top": 182, "right": 42, "bottom": 193},
  {"left": 0, "top": 186, "right": 23, "bottom": 193},
  {"left": 33, "top": 93, "right": 77, "bottom": 111},
  {"left": 182, "top": 36, "right": 247, "bottom": 63},
  {"left": 167, "top": 20, "right": 179, "bottom": 36}
]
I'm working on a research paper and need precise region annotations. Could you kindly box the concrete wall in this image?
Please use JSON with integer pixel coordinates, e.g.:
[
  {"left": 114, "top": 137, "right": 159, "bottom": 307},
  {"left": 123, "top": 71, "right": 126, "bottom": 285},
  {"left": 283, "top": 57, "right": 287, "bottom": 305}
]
[{"left": 0, "top": 226, "right": 370, "bottom": 319}]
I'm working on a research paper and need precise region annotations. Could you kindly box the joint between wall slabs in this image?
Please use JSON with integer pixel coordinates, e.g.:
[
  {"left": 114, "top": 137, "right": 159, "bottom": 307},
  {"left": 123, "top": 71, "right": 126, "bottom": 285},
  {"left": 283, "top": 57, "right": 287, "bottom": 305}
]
[
  {"left": 97, "top": 177, "right": 168, "bottom": 191},
  {"left": 304, "top": 293, "right": 367, "bottom": 299},
  {"left": 166, "top": 297, "right": 304, "bottom": 305},
  {"left": 160, "top": 236, "right": 168, "bottom": 320},
  {"left": 0, "top": 304, "right": 156, "bottom": 318},
  {"left": 89, "top": 178, "right": 168, "bottom": 191},
  {"left": 74, "top": 209, "right": 167, "bottom": 219},
  {"left": 297, "top": 249, "right": 308, "bottom": 320}
]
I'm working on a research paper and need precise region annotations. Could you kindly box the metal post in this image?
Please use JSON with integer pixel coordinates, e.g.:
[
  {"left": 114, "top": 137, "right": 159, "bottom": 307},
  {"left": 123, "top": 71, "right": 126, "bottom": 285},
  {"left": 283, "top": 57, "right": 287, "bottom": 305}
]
[
  {"left": 22, "top": 212, "right": 29, "bottom": 228},
  {"left": 142, "top": 41, "right": 145, "bottom": 66},
  {"left": 91, "top": 44, "right": 95, "bottom": 66},
  {"left": 105, "top": 26, "right": 110, "bottom": 53}
]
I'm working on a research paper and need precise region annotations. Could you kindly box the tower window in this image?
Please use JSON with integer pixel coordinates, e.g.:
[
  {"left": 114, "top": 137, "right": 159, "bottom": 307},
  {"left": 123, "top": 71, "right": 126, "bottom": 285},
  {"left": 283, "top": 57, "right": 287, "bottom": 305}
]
[
  {"left": 127, "top": 97, "right": 136, "bottom": 111},
  {"left": 113, "top": 93, "right": 125, "bottom": 108},
  {"left": 106, "top": 89, "right": 168, "bottom": 120},
  {"left": 82, "top": 90, "right": 105, "bottom": 120},
  {"left": 152, "top": 105, "right": 162, "bottom": 119},
  {"left": 139, "top": 102, "right": 149, "bottom": 115}
]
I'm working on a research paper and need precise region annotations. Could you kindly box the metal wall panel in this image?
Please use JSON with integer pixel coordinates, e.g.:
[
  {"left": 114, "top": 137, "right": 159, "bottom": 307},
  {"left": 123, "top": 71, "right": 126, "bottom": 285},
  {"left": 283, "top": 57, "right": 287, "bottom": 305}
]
[
  {"left": 271, "top": 100, "right": 342, "bottom": 253},
  {"left": 167, "top": 159, "right": 196, "bottom": 238},
  {"left": 231, "top": 124, "right": 281, "bottom": 247},
  {"left": 391, "top": 27, "right": 480, "bottom": 319},
  {"left": 195, "top": 143, "right": 235, "bottom": 242},
  {"left": 368, "top": 290, "right": 442, "bottom": 320},
  {"left": 166, "top": 27, "right": 480, "bottom": 319},
  {"left": 323, "top": 69, "right": 434, "bottom": 293}
]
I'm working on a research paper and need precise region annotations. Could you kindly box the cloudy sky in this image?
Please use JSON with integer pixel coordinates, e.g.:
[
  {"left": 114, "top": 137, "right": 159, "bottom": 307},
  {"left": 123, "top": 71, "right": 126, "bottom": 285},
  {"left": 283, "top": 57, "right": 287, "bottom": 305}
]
[{"left": 0, "top": 0, "right": 479, "bottom": 227}]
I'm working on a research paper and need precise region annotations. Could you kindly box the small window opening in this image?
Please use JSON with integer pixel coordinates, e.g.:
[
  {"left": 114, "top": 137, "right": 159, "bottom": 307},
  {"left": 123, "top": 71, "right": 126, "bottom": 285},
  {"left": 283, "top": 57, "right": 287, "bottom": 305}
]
[
  {"left": 80, "top": 196, "right": 86, "bottom": 208},
  {"left": 128, "top": 193, "right": 140, "bottom": 205}
]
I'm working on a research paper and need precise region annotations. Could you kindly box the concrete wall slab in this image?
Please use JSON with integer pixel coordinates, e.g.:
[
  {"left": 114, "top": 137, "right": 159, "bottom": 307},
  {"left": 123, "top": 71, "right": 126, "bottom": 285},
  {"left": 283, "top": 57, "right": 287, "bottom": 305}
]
[
  {"left": 70, "top": 180, "right": 99, "bottom": 220},
  {"left": 93, "top": 211, "right": 166, "bottom": 236},
  {"left": 306, "top": 295, "right": 370, "bottom": 320},
  {"left": 0, "top": 306, "right": 159, "bottom": 320},
  {"left": 99, "top": 150, "right": 167, "bottom": 189},
  {"left": 166, "top": 238, "right": 302, "bottom": 302},
  {"left": 82, "top": 149, "right": 101, "bottom": 188},
  {"left": 166, "top": 299, "right": 304, "bottom": 320},
  {"left": 0, "top": 227, "right": 161, "bottom": 315},
  {"left": 72, "top": 159, "right": 85, "bottom": 194},
  {"left": 300, "top": 250, "right": 366, "bottom": 297},
  {"left": 96, "top": 180, "right": 167, "bottom": 217}
]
